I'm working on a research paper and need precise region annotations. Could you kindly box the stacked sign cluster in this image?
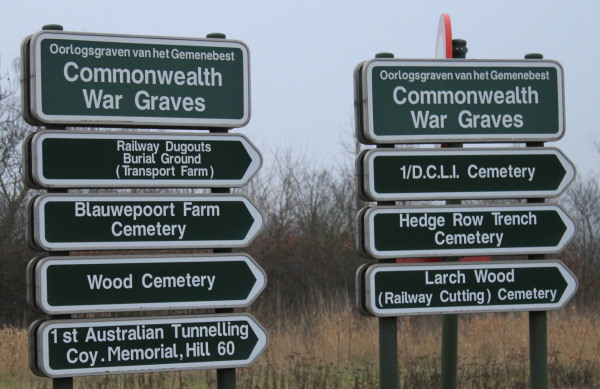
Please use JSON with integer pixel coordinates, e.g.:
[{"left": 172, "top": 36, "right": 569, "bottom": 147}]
[
  {"left": 354, "top": 58, "right": 578, "bottom": 316},
  {"left": 22, "top": 30, "right": 267, "bottom": 378}
]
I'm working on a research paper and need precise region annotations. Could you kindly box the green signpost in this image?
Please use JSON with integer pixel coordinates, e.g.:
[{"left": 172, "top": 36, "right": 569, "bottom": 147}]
[
  {"left": 25, "top": 31, "right": 250, "bottom": 128},
  {"left": 21, "top": 26, "right": 264, "bottom": 389},
  {"left": 30, "top": 194, "right": 263, "bottom": 251},
  {"left": 26, "top": 131, "right": 262, "bottom": 188},
  {"left": 359, "top": 147, "right": 575, "bottom": 200},
  {"left": 353, "top": 22, "right": 576, "bottom": 389},
  {"left": 32, "top": 314, "right": 268, "bottom": 378},
  {"left": 31, "top": 254, "right": 266, "bottom": 314},
  {"left": 357, "top": 59, "right": 564, "bottom": 143},
  {"left": 362, "top": 260, "right": 577, "bottom": 316},
  {"left": 361, "top": 204, "right": 575, "bottom": 258}
]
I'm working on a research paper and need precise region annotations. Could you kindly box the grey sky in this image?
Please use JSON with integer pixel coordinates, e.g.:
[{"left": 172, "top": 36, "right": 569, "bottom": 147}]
[{"left": 2, "top": 0, "right": 598, "bottom": 177}]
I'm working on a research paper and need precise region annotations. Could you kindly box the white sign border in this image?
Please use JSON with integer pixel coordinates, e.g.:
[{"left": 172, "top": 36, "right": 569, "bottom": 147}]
[
  {"left": 30, "top": 131, "right": 262, "bottom": 188},
  {"left": 32, "top": 193, "right": 264, "bottom": 251},
  {"left": 362, "top": 147, "right": 576, "bottom": 200},
  {"left": 36, "top": 314, "right": 268, "bottom": 377},
  {"left": 364, "top": 260, "right": 578, "bottom": 316},
  {"left": 35, "top": 254, "right": 267, "bottom": 314},
  {"left": 30, "top": 31, "right": 250, "bottom": 128},
  {"left": 363, "top": 204, "right": 576, "bottom": 258},
  {"left": 361, "top": 59, "right": 565, "bottom": 144}
]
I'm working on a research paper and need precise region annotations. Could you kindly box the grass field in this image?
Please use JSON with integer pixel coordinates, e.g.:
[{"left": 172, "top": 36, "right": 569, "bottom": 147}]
[{"left": 2, "top": 297, "right": 598, "bottom": 388}]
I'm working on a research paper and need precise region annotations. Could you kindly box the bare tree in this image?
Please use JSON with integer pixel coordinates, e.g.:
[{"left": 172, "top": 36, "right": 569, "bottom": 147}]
[
  {"left": 0, "top": 60, "right": 38, "bottom": 325},
  {"left": 561, "top": 177, "right": 600, "bottom": 310},
  {"left": 242, "top": 146, "right": 363, "bottom": 316}
]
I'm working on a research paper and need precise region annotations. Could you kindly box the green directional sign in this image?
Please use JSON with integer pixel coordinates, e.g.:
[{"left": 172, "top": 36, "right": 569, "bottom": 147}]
[
  {"left": 32, "top": 254, "right": 266, "bottom": 314},
  {"left": 27, "top": 31, "right": 249, "bottom": 128},
  {"left": 360, "top": 147, "right": 575, "bottom": 201},
  {"left": 31, "top": 194, "right": 263, "bottom": 251},
  {"left": 33, "top": 314, "right": 268, "bottom": 377},
  {"left": 363, "top": 260, "right": 577, "bottom": 316},
  {"left": 27, "top": 131, "right": 262, "bottom": 188},
  {"left": 358, "top": 59, "right": 564, "bottom": 143},
  {"left": 361, "top": 204, "right": 575, "bottom": 258}
]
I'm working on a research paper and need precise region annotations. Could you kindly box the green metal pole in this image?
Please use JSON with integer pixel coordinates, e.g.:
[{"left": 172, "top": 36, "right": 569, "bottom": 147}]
[
  {"left": 217, "top": 368, "right": 236, "bottom": 388},
  {"left": 529, "top": 310, "right": 548, "bottom": 389},
  {"left": 214, "top": 266, "right": 236, "bottom": 389},
  {"left": 440, "top": 314, "right": 458, "bottom": 389},
  {"left": 525, "top": 52, "right": 549, "bottom": 389},
  {"left": 527, "top": 179, "right": 548, "bottom": 389},
  {"left": 377, "top": 203, "right": 398, "bottom": 389},
  {"left": 527, "top": 199, "right": 548, "bottom": 389},
  {"left": 440, "top": 250, "right": 460, "bottom": 389},
  {"left": 214, "top": 248, "right": 237, "bottom": 389},
  {"left": 40, "top": 24, "right": 74, "bottom": 389},
  {"left": 379, "top": 316, "right": 398, "bottom": 389},
  {"left": 50, "top": 300, "right": 71, "bottom": 389},
  {"left": 527, "top": 228, "right": 548, "bottom": 389},
  {"left": 372, "top": 51, "right": 399, "bottom": 389},
  {"left": 440, "top": 40, "right": 467, "bottom": 389},
  {"left": 50, "top": 313, "right": 73, "bottom": 389},
  {"left": 210, "top": 118, "right": 237, "bottom": 389},
  {"left": 212, "top": 207, "right": 237, "bottom": 389},
  {"left": 52, "top": 378, "right": 73, "bottom": 389}
]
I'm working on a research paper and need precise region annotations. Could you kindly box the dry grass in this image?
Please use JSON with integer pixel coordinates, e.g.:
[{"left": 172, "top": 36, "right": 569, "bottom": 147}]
[{"left": 1, "top": 300, "right": 598, "bottom": 388}]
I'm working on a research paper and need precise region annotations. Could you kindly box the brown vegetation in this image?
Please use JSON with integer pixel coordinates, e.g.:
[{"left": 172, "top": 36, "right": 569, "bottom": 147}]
[{"left": 1, "top": 303, "right": 599, "bottom": 388}]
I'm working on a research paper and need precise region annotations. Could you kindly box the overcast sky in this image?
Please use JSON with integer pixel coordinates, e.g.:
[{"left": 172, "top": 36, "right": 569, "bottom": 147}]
[{"left": 2, "top": 0, "right": 599, "bottom": 179}]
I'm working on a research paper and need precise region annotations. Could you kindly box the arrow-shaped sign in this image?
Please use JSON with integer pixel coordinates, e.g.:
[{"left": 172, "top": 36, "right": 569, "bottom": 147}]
[
  {"left": 31, "top": 254, "right": 266, "bottom": 314},
  {"left": 362, "top": 260, "right": 577, "bottom": 316},
  {"left": 33, "top": 314, "right": 268, "bottom": 377},
  {"left": 360, "top": 204, "right": 575, "bottom": 258},
  {"left": 359, "top": 147, "right": 575, "bottom": 201},
  {"left": 26, "top": 131, "right": 262, "bottom": 189},
  {"left": 30, "top": 194, "right": 263, "bottom": 251}
]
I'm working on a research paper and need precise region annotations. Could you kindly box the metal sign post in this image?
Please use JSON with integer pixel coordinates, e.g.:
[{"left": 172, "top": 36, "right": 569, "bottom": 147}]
[
  {"left": 353, "top": 19, "right": 576, "bottom": 389},
  {"left": 22, "top": 26, "right": 265, "bottom": 389},
  {"left": 526, "top": 51, "right": 550, "bottom": 389}
]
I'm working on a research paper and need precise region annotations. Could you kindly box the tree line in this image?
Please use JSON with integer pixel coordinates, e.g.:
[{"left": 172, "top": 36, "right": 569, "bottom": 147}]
[{"left": 0, "top": 67, "right": 598, "bottom": 327}]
